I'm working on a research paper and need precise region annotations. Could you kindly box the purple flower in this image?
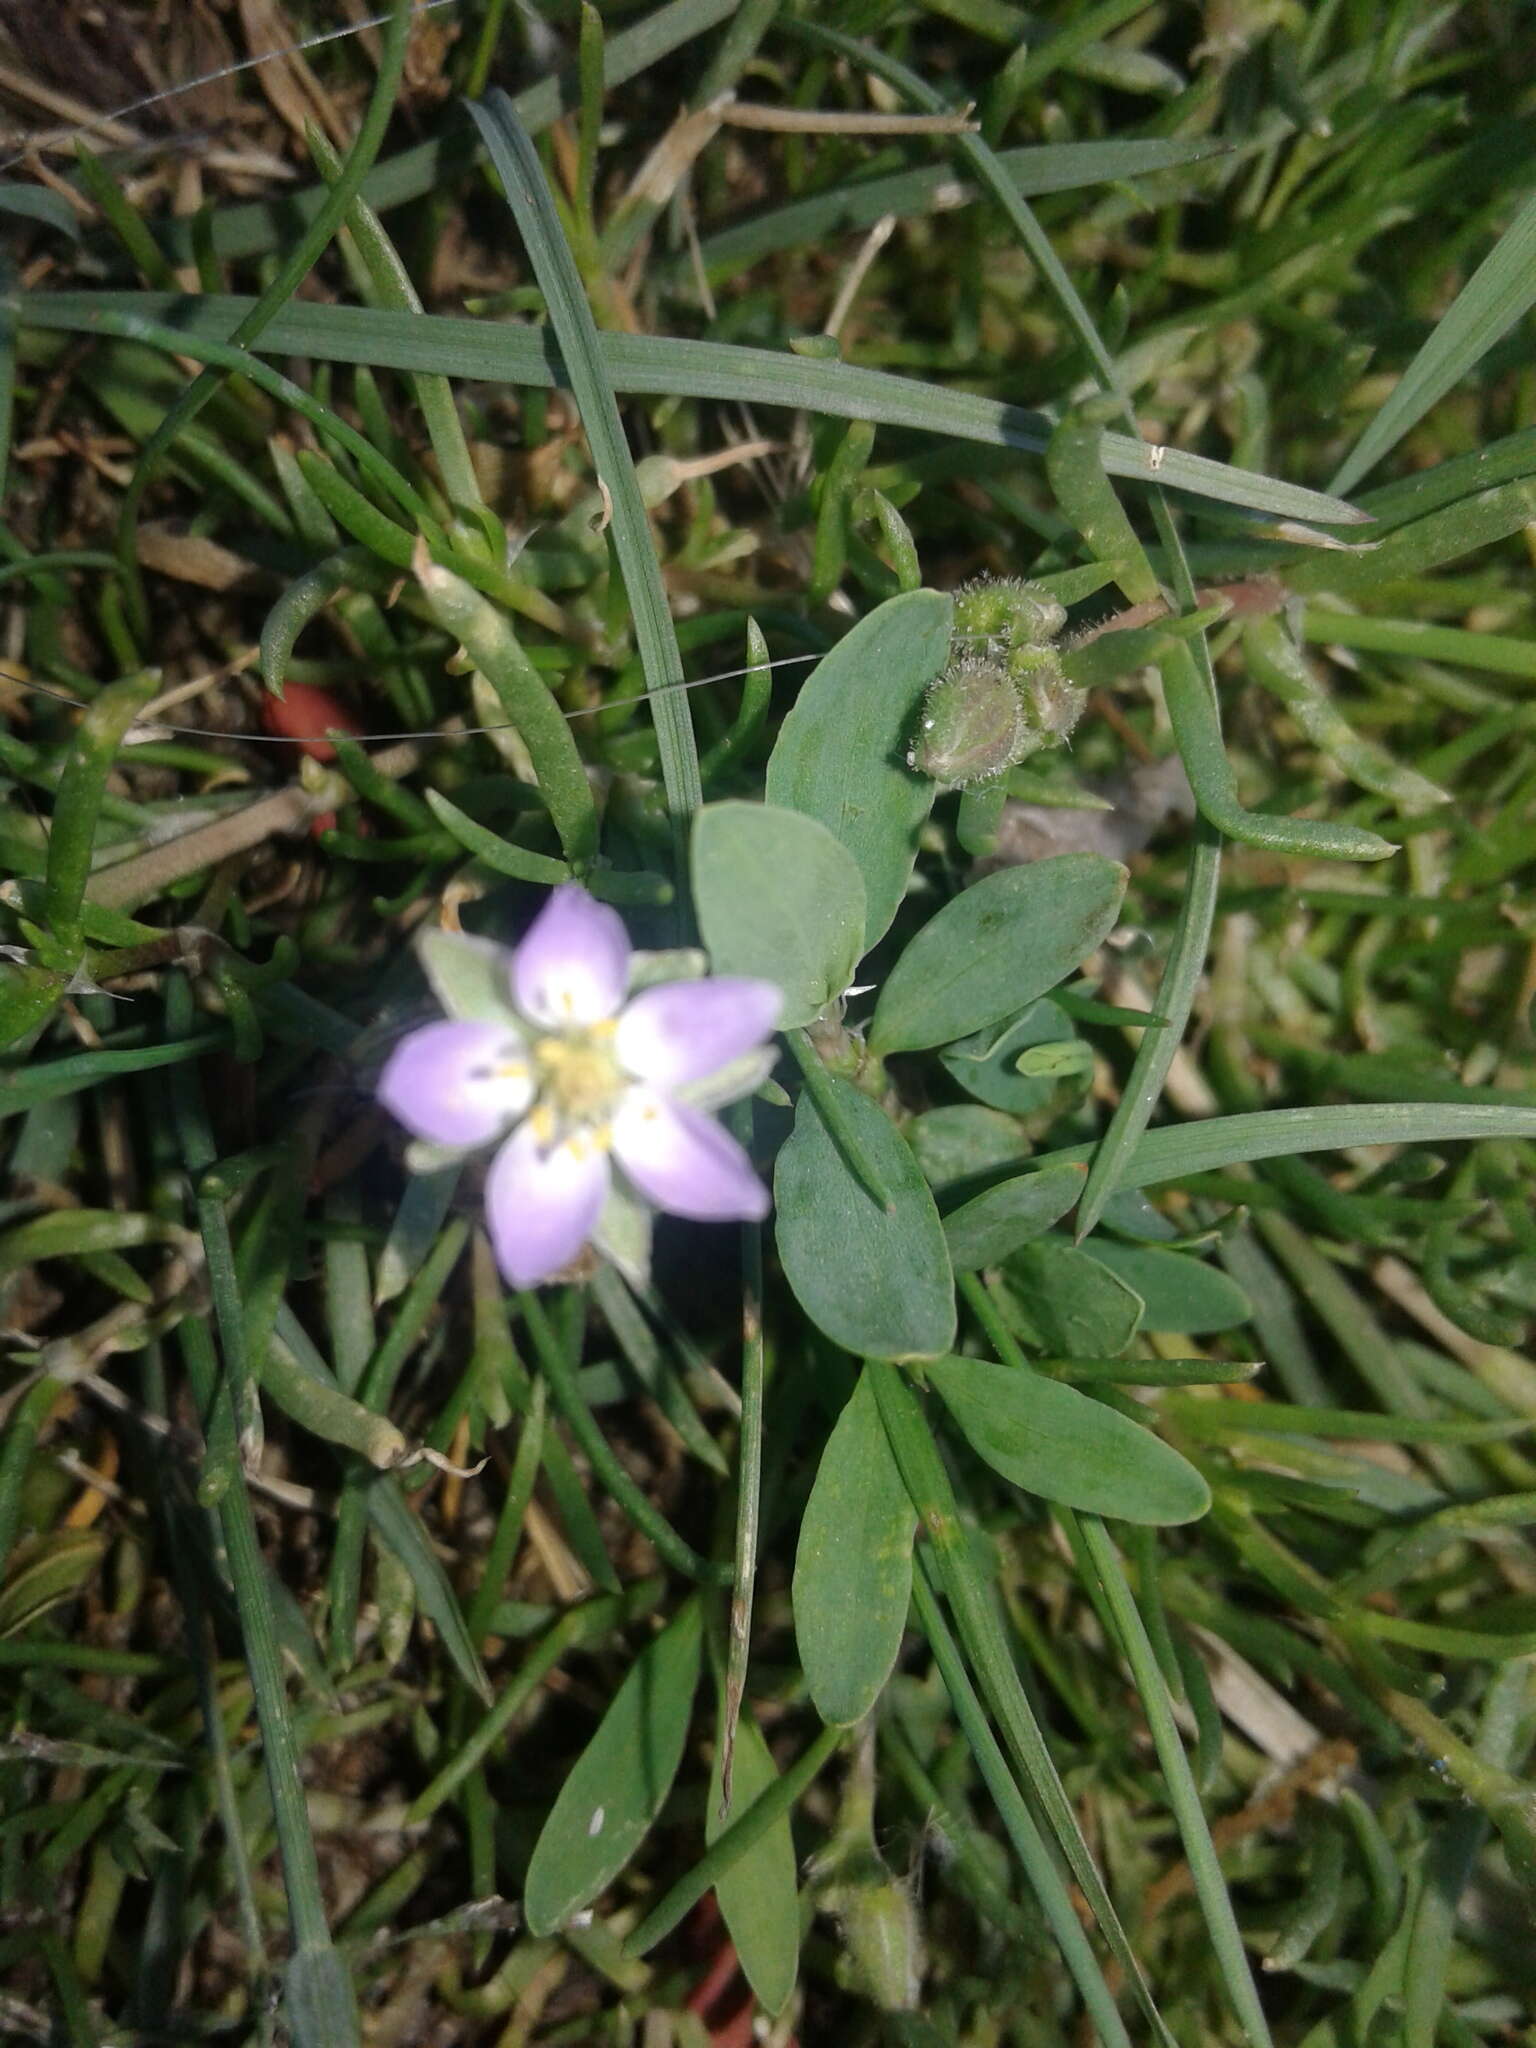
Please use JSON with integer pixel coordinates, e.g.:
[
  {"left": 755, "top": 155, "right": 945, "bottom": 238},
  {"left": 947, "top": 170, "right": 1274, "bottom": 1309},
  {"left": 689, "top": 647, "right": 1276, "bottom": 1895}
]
[{"left": 378, "top": 886, "right": 782, "bottom": 1288}]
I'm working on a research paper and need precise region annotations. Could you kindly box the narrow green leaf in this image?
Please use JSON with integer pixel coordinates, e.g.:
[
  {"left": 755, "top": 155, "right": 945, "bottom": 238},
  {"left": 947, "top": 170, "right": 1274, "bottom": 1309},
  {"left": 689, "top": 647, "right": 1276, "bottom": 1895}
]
[
  {"left": 365, "top": 1481, "right": 491, "bottom": 1704},
  {"left": 0, "top": 182, "right": 81, "bottom": 239},
  {"left": 1075, "top": 820, "right": 1220, "bottom": 1242},
  {"left": 1075, "top": 1515, "right": 1272, "bottom": 2048},
  {"left": 522, "top": 1598, "right": 704, "bottom": 1935},
  {"left": 1288, "top": 476, "right": 1536, "bottom": 594},
  {"left": 285, "top": 1948, "right": 360, "bottom": 2048},
  {"left": 20, "top": 292, "right": 1372, "bottom": 529},
  {"left": 1033, "top": 1101, "right": 1536, "bottom": 1188},
  {"left": 1331, "top": 190, "right": 1536, "bottom": 496},
  {"left": 793, "top": 1371, "right": 915, "bottom": 1725},
  {"left": 694, "top": 138, "right": 1223, "bottom": 278},
  {"left": 1048, "top": 405, "right": 1160, "bottom": 606},
  {"left": 468, "top": 91, "right": 702, "bottom": 853},
  {"left": 943, "top": 1162, "right": 1088, "bottom": 1270},
  {"left": 45, "top": 673, "right": 158, "bottom": 958},
  {"left": 423, "top": 789, "right": 570, "bottom": 887},
  {"left": 707, "top": 1709, "right": 799, "bottom": 2017}
]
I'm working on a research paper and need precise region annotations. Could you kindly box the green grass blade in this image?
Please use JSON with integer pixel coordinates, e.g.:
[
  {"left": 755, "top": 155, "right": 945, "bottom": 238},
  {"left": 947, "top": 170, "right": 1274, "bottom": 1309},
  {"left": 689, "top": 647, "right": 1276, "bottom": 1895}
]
[
  {"left": 164, "top": 977, "right": 357, "bottom": 2046},
  {"left": 867, "top": 1360, "right": 1177, "bottom": 2048},
  {"left": 622, "top": 1722, "right": 844, "bottom": 1958},
  {"left": 19, "top": 292, "right": 1369, "bottom": 528},
  {"left": 1074, "top": 1513, "right": 1275, "bottom": 2048},
  {"left": 1330, "top": 190, "right": 1536, "bottom": 496},
  {"left": 1033, "top": 1101, "right": 1536, "bottom": 1189},
  {"left": 306, "top": 127, "right": 482, "bottom": 512},
  {"left": 1075, "top": 821, "right": 1222, "bottom": 1242},
  {"left": 692, "top": 136, "right": 1224, "bottom": 280},
  {"left": 467, "top": 91, "right": 702, "bottom": 862},
  {"left": 909, "top": 1567, "right": 1136, "bottom": 2048}
]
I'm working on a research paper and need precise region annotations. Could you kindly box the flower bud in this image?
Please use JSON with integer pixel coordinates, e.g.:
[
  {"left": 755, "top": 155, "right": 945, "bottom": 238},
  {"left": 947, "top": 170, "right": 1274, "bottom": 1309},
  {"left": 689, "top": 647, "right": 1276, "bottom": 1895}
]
[
  {"left": 908, "top": 656, "right": 1030, "bottom": 788},
  {"left": 828, "top": 1866, "right": 925, "bottom": 2012},
  {"left": 1008, "top": 642, "right": 1087, "bottom": 746},
  {"left": 953, "top": 574, "right": 1066, "bottom": 650}
]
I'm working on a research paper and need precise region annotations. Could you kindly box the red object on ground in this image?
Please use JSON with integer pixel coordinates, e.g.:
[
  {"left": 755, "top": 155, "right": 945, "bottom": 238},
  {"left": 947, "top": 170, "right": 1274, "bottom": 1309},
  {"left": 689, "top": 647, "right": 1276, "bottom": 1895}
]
[
  {"left": 259, "top": 680, "right": 362, "bottom": 762},
  {"left": 682, "top": 1895, "right": 799, "bottom": 2048}
]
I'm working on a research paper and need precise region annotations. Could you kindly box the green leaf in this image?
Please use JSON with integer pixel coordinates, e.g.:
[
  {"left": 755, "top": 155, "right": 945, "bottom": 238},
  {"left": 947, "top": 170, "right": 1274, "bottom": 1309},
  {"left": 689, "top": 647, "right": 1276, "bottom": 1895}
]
[
  {"left": 944, "top": 1163, "right": 1089, "bottom": 1270},
  {"left": 765, "top": 588, "right": 953, "bottom": 946},
  {"left": 999, "top": 1238, "right": 1144, "bottom": 1357},
  {"left": 23, "top": 291, "right": 1372, "bottom": 529},
  {"left": 1031, "top": 1101, "right": 1536, "bottom": 1188},
  {"left": 775, "top": 1077, "right": 955, "bottom": 1361},
  {"left": 285, "top": 1948, "right": 360, "bottom": 2048},
  {"left": 793, "top": 1371, "right": 916, "bottom": 1725},
  {"left": 1288, "top": 476, "right": 1536, "bottom": 596},
  {"left": 1331, "top": 190, "right": 1536, "bottom": 496},
  {"left": 468, "top": 91, "right": 701, "bottom": 846},
  {"left": 694, "top": 137, "right": 1223, "bottom": 278},
  {"left": 376, "top": 1167, "right": 461, "bottom": 1307},
  {"left": 1083, "top": 1240, "right": 1253, "bottom": 1334},
  {"left": 708, "top": 1709, "right": 800, "bottom": 2016},
  {"left": 871, "top": 856, "right": 1128, "bottom": 1056},
  {"left": 938, "top": 998, "right": 1074, "bottom": 1113},
  {"left": 929, "top": 1357, "right": 1210, "bottom": 1525},
  {"left": 905, "top": 1105, "right": 1031, "bottom": 1190},
  {"left": 522, "top": 1598, "right": 703, "bottom": 1935},
  {"left": 0, "top": 183, "right": 82, "bottom": 239},
  {"left": 416, "top": 927, "right": 519, "bottom": 1025},
  {"left": 692, "top": 801, "right": 866, "bottom": 1029},
  {"left": 365, "top": 1482, "right": 490, "bottom": 1705}
]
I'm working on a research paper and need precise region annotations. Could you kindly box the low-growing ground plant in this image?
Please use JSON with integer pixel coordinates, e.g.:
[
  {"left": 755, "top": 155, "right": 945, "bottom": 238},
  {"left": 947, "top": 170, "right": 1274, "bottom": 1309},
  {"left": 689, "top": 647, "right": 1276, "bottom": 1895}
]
[{"left": 2, "top": 2, "right": 1536, "bottom": 2042}]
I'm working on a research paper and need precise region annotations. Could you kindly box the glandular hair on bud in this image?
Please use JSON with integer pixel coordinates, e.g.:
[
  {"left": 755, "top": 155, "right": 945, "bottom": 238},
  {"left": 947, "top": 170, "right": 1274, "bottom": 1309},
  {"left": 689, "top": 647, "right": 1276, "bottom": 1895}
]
[
  {"left": 1009, "top": 643, "right": 1087, "bottom": 745},
  {"left": 953, "top": 574, "right": 1067, "bottom": 651},
  {"left": 908, "top": 655, "right": 1030, "bottom": 788},
  {"left": 832, "top": 1874, "right": 925, "bottom": 2012}
]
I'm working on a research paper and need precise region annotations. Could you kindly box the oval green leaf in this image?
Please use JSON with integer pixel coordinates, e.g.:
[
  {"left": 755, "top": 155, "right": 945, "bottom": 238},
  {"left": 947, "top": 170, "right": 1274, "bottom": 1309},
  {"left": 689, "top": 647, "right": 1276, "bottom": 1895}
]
[
  {"left": 929, "top": 1356, "right": 1211, "bottom": 1525},
  {"left": 938, "top": 998, "right": 1073, "bottom": 1114},
  {"left": 997, "top": 1237, "right": 1144, "bottom": 1357},
  {"left": 417, "top": 926, "right": 518, "bottom": 1024},
  {"left": 1084, "top": 1240, "right": 1254, "bottom": 1333},
  {"left": 522, "top": 1599, "right": 703, "bottom": 1935},
  {"left": 906, "top": 1105, "right": 1031, "bottom": 1192},
  {"left": 775, "top": 1077, "right": 956, "bottom": 1361},
  {"left": 943, "top": 1162, "right": 1089, "bottom": 1270},
  {"left": 693, "top": 801, "right": 866, "bottom": 1029},
  {"left": 765, "top": 588, "right": 953, "bottom": 948},
  {"left": 793, "top": 1370, "right": 916, "bottom": 1726},
  {"left": 871, "top": 855, "right": 1128, "bottom": 1057}
]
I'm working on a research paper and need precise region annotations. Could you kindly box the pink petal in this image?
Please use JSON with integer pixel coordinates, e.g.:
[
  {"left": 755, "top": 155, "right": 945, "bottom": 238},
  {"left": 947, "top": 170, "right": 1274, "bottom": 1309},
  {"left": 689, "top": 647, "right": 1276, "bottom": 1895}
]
[
  {"left": 614, "top": 978, "right": 782, "bottom": 1090},
  {"left": 512, "top": 885, "right": 630, "bottom": 1029},
  {"left": 485, "top": 1119, "right": 611, "bottom": 1287},
  {"left": 612, "top": 1089, "right": 770, "bottom": 1223},
  {"left": 377, "top": 1020, "right": 532, "bottom": 1148}
]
